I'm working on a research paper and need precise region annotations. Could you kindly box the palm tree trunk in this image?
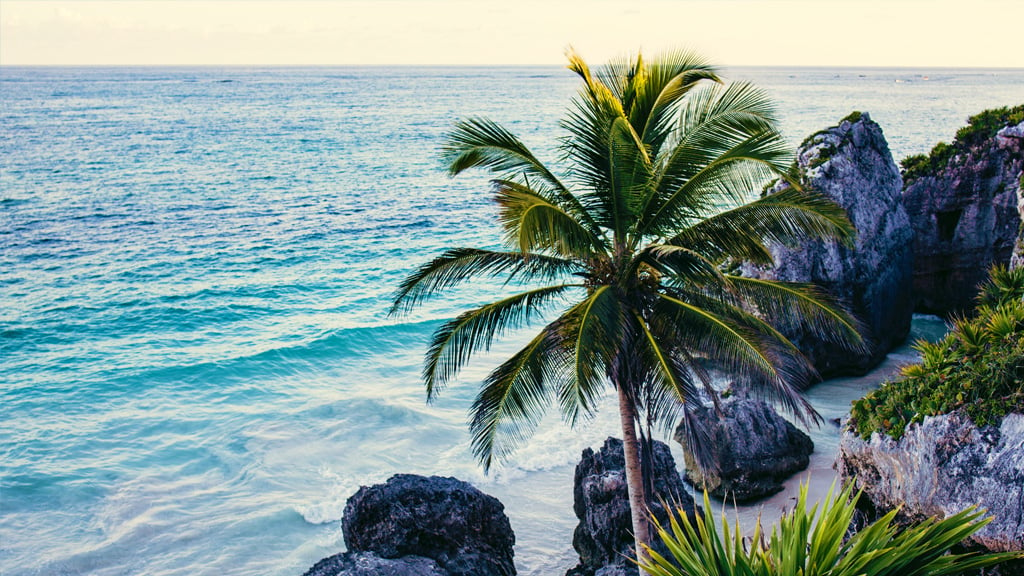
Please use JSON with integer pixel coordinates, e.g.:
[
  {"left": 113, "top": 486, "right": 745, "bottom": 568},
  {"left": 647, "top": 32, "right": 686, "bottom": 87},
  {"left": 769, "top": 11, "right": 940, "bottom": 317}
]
[{"left": 616, "top": 384, "right": 651, "bottom": 564}]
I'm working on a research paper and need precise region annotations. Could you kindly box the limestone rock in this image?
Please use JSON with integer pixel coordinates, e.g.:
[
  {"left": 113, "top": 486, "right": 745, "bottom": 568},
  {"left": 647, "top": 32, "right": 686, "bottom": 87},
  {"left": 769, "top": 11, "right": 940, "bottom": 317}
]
[
  {"left": 904, "top": 119, "right": 1024, "bottom": 315},
  {"left": 302, "top": 551, "right": 447, "bottom": 576},
  {"left": 566, "top": 437, "right": 696, "bottom": 576},
  {"left": 675, "top": 397, "right": 813, "bottom": 502},
  {"left": 1010, "top": 134, "right": 1024, "bottom": 271},
  {"left": 745, "top": 112, "right": 913, "bottom": 377},
  {"left": 837, "top": 411, "right": 1024, "bottom": 558},
  {"left": 340, "top": 474, "right": 515, "bottom": 576}
]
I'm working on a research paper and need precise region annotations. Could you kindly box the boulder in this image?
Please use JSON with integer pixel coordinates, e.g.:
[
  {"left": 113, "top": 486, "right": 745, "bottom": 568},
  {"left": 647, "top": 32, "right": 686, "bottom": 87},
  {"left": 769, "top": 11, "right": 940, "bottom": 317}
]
[
  {"left": 675, "top": 397, "right": 813, "bottom": 502},
  {"left": 838, "top": 411, "right": 1024, "bottom": 570},
  {"left": 303, "top": 552, "right": 447, "bottom": 576},
  {"left": 904, "top": 118, "right": 1024, "bottom": 315},
  {"left": 566, "top": 437, "right": 696, "bottom": 576},
  {"left": 305, "top": 474, "right": 516, "bottom": 576},
  {"left": 744, "top": 112, "right": 914, "bottom": 377}
]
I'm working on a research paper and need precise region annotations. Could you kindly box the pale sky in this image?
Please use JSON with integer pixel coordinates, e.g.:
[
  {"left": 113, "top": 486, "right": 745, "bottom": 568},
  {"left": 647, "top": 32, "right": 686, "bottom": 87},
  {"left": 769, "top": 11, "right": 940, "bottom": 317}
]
[{"left": 1, "top": 0, "right": 1022, "bottom": 67}]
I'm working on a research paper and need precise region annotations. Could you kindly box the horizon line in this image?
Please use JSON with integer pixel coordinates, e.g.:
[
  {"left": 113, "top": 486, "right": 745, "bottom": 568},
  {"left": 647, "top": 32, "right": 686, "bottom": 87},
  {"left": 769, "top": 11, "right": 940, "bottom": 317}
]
[{"left": 4, "top": 63, "right": 1024, "bottom": 70}]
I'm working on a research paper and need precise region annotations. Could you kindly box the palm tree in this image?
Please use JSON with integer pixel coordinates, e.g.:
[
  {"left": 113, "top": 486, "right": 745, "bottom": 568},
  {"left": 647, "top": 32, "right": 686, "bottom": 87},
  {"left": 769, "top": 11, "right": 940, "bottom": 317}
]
[{"left": 391, "top": 49, "right": 862, "bottom": 561}]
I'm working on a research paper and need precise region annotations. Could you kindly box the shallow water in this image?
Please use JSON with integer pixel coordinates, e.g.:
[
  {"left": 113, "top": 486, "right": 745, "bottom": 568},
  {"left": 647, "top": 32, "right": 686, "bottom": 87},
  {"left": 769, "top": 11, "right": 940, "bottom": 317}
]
[{"left": 1, "top": 66, "right": 1021, "bottom": 575}]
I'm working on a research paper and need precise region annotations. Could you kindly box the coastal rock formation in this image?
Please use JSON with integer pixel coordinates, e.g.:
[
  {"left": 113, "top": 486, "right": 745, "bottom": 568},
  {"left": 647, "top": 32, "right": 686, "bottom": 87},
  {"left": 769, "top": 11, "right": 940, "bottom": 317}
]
[
  {"left": 304, "top": 474, "right": 516, "bottom": 576},
  {"left": 1010, "top": 137, "right": 1024, "bottom": 270},
  {"left": 903, "top": 118, "right": 1024, "bottom": 315},
  {"left": 303, "top": 552, "right": 447, "bottom": 576},
  {"left": 837, "top": 411, "right": 1024, "bottom": 570},
  {"left": 566, "top": 437, "right": 696, "bottom": 576},
  {"left": 744, "top": 112, "right": 913, "bottom": 377},
  {"left": 674, "top": 397, "right": 813, "bottom": 502}
]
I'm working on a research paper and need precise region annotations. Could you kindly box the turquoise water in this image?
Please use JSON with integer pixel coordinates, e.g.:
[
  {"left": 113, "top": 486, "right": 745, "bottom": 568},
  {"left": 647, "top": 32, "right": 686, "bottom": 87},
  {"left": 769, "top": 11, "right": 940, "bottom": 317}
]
[{"left": 2, "top": 66, "right": 1022, "bottom": 576}]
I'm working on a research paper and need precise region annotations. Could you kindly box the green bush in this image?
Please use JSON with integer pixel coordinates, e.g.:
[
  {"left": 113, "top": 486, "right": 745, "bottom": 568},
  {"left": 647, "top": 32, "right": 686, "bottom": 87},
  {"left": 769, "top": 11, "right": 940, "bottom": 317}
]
[
  {"left": 849, "top": 266, "right": 1024, "bottom": 441},
  {"left": 901, "top": 104, "right": 1024, "bottom": 182},
  {"left": 639, "top": 482, "right": 1022, "bottom": 576}
]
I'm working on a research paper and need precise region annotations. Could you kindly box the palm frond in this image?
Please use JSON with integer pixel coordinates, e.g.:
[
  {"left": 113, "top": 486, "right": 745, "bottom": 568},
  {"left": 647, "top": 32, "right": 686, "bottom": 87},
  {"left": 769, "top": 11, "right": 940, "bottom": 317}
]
[
  {"left": 565, "top": 285, "right": 623, "bottom": 418},
  {"left": 422, "top": 284, "right": 576, "bottom": 399},
  {"left": 631, "top": 310, "right": 718, "bottom": 469},
  {"left": 608, "top": 116, "right": 654, "bottom": 238},
  {"left": 728, "top": 275, "right": 867, "bottom": 352},
  {"left": 390, "top": 247, "right": 579, "bottom": 315},
  {"left": 643, "top": 129, "right": 793, "bottom": 237},
  {"left": 654, "top": 292, "right": 816, "bottom": 420},
  {"left": 665, "top": 186, "right": 854, "bottom": 265},
  {"left": 469, "top": 322, "right": 572, "bottom": 471},
  {"left": 635, "top": 243, "right": 729, "bottom": 286},
  {"left": 493, "top": 179, "right": 608, "bottom": 257},
  {"left": 442, "top": 117, "right": 596, "bottom": 227},
  {"left": 631, "top": 50, "right": 720, "bottom": 151}
]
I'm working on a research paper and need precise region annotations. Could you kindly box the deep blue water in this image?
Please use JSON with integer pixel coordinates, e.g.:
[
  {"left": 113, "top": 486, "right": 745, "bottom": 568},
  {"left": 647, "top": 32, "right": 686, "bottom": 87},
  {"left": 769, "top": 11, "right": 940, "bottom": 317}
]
[{"left": 1, "top": 66, "right": 1022, "bottom": 576}]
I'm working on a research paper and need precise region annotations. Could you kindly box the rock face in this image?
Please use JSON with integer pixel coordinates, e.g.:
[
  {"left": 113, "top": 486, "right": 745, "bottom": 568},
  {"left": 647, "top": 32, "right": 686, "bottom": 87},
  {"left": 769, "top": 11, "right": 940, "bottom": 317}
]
[
  {"left": 837, "top": 411, "right": 1024, "bottom": 565},
  {"left": 303, "top": 552, "right": 447, "bottom": 576},
  {"left": 566, "top": 437, "right": 696, "bottom": 576},
  {"left": 745, "top": 112, "right": 914, "bottom": 377},
  {"left": 1010, "top": 130, "right": 1024, "bottom": 271},
  {"left": 904, "top": 120, "right": 1024, "bottom": 315},
  {"left": 304, "top": 474, "right": 516, "bottom": 576},
  {"left": 674, "top": 397, "right": 813, "bottom": 502}
]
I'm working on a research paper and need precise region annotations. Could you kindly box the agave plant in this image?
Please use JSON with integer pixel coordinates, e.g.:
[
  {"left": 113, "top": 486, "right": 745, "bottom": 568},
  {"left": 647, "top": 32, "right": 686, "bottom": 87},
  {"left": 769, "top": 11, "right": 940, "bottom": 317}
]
[
  {"left": 977, "top": 264, "right": 1024, "bottom": 308},
  {"left": 640, "top": 482, "right": 1022, "bottom": 576}
]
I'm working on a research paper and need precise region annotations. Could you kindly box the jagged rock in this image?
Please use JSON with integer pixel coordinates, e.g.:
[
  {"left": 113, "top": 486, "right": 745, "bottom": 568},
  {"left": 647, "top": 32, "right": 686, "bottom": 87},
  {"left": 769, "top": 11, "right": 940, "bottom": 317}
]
[
  {"left": 566, "top": 437, "right": 696, "bottom": 576},
  {"left": 904, "top": 118, "right": 1024, "bottom": 315},
  {"left": 338, "top": 474, "right": 515, "bottom": 576},
  {"left": 744, "top": 112, "right": 913, "bottom": 377},
  {"left": 675, "top": 397, "right": 813, "bottom": 502},
  {"left": 1010, "top": 134, "right": 1024, "bottom": 271},
  {"left": 302, "top": 551, "right": 447, "bottom": 576},
  {"left": 837, "top": 411, "right": 1024, "bottom": 566}
]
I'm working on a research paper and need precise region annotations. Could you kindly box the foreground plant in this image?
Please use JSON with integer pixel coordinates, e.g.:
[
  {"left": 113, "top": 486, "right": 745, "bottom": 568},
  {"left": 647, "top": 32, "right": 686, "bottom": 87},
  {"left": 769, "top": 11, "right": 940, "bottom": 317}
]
[
  {"left": 641, "top": 482, "right": 1022, "bottom": 576},
  {"left": 392, "top": 49, "right": 863, "bottom": 559}
]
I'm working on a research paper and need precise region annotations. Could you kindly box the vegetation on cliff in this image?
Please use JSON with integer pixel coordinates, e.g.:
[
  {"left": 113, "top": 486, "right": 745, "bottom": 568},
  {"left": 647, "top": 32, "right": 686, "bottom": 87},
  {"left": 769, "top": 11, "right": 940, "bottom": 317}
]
[
  {"left": 850, "top": 266, "right": 1024, "bottom": 440},
  {"left": 900, "top": 104, "right": 1024, "bottom": 182}
]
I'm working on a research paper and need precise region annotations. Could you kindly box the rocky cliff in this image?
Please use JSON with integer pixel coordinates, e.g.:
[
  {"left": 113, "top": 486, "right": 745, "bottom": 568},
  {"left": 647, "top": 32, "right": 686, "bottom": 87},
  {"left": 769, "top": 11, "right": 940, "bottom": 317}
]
[
  {"left": 903, "top": 109, "right": 1024, "bottom": 316},
  {"left": 745, "top": 112, "right": 914, "bottom": 377},
  {"left": 838, "top": 411, "right": 1024, "bottom": 573}
]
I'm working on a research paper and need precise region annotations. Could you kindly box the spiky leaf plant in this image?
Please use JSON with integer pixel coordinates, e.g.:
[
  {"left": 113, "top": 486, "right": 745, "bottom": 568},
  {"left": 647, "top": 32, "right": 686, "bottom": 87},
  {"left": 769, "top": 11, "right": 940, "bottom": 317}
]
[{"left": 640, "top": 482, "right": 1022, "bottom": 576}]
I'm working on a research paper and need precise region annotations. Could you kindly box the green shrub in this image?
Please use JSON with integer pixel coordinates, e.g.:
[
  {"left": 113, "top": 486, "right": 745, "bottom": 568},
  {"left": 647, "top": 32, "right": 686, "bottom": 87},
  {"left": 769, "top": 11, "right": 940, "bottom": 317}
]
[
  {"left": 955, "top": 105, "right": 1024, "bottom": 148},
  {"left": 849, "top": 266, "right": 1024, "bottom": 441},
  {"left": 901, "top": 104, "right": 1024, "bottom": 182},
  {"left": 639, "top": 482, "right": 1022, "bottom": 576}
]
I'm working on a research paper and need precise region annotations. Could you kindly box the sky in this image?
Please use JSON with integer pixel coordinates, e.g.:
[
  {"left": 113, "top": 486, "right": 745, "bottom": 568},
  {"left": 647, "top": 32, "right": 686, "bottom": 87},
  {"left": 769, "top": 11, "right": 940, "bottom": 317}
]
[{"left": 1, "top": 0, "right": 1022, "bottom": 67}]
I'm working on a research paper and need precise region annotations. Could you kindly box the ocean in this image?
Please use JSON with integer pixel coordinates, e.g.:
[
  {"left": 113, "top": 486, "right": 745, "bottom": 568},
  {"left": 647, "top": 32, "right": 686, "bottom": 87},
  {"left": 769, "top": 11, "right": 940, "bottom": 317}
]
[{"left": 1, "top": 65, "right": 1022, "bottom": 576}]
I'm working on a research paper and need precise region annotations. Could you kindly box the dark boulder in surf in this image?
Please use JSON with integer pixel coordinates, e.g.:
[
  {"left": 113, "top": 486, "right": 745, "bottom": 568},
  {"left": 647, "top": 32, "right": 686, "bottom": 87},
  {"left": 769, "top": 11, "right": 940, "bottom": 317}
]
[
  {"left": 566, "top": 437, "right": 697, "bottom": 576},
  {"left": 303, "top": 474, "right": 516, "bottom": 576},
  {"left": 303, "top": 551, "right": 447, "bottom": 576},
  {"left": 675, "top": 397, "right": 813, "bottom": 503}
]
